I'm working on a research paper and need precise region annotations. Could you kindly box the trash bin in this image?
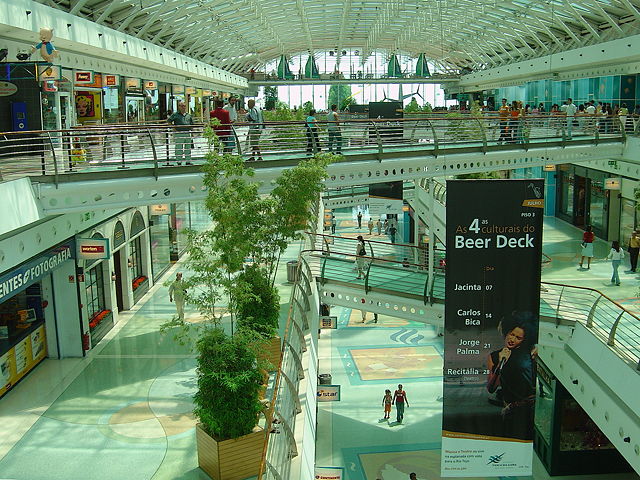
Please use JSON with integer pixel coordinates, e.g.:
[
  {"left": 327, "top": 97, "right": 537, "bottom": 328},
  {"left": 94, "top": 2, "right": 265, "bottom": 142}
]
[
  {"left": 318, "top": 373, "right": 332, "bottom": 385},
  {"left": 287, "top": 260, "right": 299, "bottom": 283}
]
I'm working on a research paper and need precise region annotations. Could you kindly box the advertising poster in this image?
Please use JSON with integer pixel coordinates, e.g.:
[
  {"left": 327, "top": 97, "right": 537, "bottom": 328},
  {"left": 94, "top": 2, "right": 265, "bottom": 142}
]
[
  {"left": 14, "top": 336, "right": 32, "bottom": 378},
  {"left": 317, "top": 385, "right": 341, "bottom": 402},
  {"left": 0, "top": 350, "right": 15, "bottom": 395},
  {"left": 314, "top": 466, "right": 343, "bottom": 480},
  {"left": 441, "top": 179, "right": 544, "bottom": 477},
  {"left": 31, "top": 325, "right": 47, "bottom": 362},
  {"left": 320, "top": 316, "right": 337, "bottom": 329}
]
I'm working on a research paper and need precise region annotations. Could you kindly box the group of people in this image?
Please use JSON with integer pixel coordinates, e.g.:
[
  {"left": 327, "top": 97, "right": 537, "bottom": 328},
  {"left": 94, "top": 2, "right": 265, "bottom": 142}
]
[
  {"left": 305, "top": 104, "right": 342, "bottom": 155},
  {"left": 355, "top": 211, "right": 398, "bottom": 242},
  {"left": 498, "top": 97, "right": 636, "bottom": 144},
  {"left": 579, "top": 225, "right": 639, "bottom": 286},
  {"left": 167, "top": 96, "right": 266, "bottom": 163},
  {"left": 382, "top": 384, "right": 410, "bottom": 423}
]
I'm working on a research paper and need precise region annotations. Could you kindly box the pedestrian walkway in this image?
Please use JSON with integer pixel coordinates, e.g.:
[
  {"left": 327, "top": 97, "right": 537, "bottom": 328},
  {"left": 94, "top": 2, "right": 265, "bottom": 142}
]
[{"left": 0, "top": 240, "right": 302, "bottom": 480}]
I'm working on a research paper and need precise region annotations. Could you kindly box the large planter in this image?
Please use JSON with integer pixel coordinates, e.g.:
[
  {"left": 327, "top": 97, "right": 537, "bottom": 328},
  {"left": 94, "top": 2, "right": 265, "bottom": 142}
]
[
  {"left": 196, "top": 424, "right": 265, "bottom": 480},
  {"left": 258, "top": 335, "right": 282, "bottom": 371}
]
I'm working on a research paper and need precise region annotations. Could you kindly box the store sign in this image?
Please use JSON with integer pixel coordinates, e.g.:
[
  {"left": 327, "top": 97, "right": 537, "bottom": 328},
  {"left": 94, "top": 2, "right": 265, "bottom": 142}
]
[
  {"left": 368, "top": 197, "right": 403, "bottom": 216},
  {"left": 37, "top": 65, "right": 60, "bottom": 82},
  {"left": 605, "top": 177, "right": 621, "bottom": 190},
  {"left": 150, "top": 204, "right": 170, "bottom": 215},
  {"left": 0, "top": 242, "right": 74, "bottom": 303},
  {"left": 317, "top": 385, "right": 340, "bottom": 402},
  {"left": 543, "top": 164, "right": 556, "bottom": 172},
  {"left": 0, "top": 81, "right": 18, "bottom": 97},
  {"left": 185, "top": 86, "right": 196, "bottom": 95},
  {"left": 104, "top": 74, "right": 119, "bottom": 87},
  {"left": 314, "top": 467, "right": 343, "bottom": 480},
  {"left": 144, "top": 80, "right": 157, "bottom": 89},
  {"left": 202, "top": 89, "right": 212, "bottom": 96},
  {"left": 320, "top": 316, "right": 337, "bottom": 329},
  {"left": 77, "top": 238, "right": 110, "bottom": 260},
  {"left": 75, "top": 71, "right": 94, "bottom": 84},
  {"left": 126, "top": 77, "right": 141, "bottom": 89},
  {"left": 172, "top": 85, "right": 185, "bottom": 94},
  {"left": 441, "top": 180, "right": 543, "bottom": 477}
]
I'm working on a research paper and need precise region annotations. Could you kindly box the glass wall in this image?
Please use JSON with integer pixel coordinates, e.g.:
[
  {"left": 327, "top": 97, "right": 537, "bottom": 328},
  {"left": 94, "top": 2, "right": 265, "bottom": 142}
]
[
  {"left": 620, "top": 199, "right": 636, "bottom": 247},
  {"left": 149, "top": 211, "right": 171, "bottom": 278},
  {"left": 588, "top": 173, "right": 608, "bottom": 235},
  {"left": 86, "top": 262, "right": 106, "bottom": 320},
  {"left": 558, "top": 168, "right": 574, "bottom": 219}
]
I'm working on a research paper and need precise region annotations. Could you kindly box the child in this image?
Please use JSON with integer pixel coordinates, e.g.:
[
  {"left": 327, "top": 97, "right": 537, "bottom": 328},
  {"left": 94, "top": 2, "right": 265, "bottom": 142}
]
[{"left": 382, "top": 389, "right": 392, "bottom": 419}]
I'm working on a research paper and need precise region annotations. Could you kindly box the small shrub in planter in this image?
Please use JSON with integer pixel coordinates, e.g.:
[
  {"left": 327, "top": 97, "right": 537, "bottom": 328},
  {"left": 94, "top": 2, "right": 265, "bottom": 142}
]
[{"left": 235, "top": 265, "right": 280, "bottom": 339}]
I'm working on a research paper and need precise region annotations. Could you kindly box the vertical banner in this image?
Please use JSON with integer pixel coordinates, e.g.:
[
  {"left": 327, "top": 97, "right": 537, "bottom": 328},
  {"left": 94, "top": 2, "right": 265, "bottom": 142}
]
[{"left": 441, "top": 179, "right": 544, "bottom": 477}]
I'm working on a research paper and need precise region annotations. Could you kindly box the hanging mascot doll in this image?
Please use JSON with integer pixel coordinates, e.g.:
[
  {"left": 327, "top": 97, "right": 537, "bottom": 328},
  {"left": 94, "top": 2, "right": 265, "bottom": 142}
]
[{"left": 30, "top": 27, "right": 59, "bottom": 62}]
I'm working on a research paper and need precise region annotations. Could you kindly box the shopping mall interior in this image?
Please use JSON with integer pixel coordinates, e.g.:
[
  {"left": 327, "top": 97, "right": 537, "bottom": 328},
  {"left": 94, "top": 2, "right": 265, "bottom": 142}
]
[{"left": 0, "top": 0, "right": 640, "bottom": 479}]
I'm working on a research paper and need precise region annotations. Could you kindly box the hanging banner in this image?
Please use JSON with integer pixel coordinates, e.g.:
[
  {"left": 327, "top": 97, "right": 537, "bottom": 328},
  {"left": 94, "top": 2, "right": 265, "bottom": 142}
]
[{"left": 441, "top": 179, "right": 543, "bottom": 477}]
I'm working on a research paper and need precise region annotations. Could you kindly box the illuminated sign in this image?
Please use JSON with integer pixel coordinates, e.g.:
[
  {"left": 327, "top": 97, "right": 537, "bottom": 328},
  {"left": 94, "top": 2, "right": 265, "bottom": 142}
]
[
  {"left": 104, "top": 74, "right": 119, "bottom": 86},
  {"left": 0, "top": 81, "right": 18, "bottom": 97},
  {"left": 75, "top": 71, "right": 93, "bottom": 84},
  {"left": 76, "top": 238, "right": 110, "bottom": 260},
  {"left": 144, "top": 80, "right": 158, "bottom": 89},
  {"left": 605, "top": 177, "right": 621, "bottom": 190},
  {"left": 317, "top": 385, "right": 340, "bottom": 402},
  {"left": 320, "top": 316, "right": 337, "bottom": 329}
]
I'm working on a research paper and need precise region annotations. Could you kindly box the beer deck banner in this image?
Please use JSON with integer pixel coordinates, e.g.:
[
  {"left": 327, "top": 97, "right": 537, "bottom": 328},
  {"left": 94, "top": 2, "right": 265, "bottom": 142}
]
[{"left": 441, "top": 179, "right": 543, "bottom": 477}]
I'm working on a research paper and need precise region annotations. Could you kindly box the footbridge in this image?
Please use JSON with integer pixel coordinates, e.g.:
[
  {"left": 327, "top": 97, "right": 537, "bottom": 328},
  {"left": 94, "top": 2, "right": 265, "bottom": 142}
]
[{"left": 0, "top": 115, "right": 626, "bottom": 214}]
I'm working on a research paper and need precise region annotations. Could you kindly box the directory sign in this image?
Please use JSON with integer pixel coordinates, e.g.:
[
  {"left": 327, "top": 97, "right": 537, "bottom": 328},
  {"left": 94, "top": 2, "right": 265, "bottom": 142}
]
[{"left": 441, "top": 179, "right": 543, "bottom": 477}]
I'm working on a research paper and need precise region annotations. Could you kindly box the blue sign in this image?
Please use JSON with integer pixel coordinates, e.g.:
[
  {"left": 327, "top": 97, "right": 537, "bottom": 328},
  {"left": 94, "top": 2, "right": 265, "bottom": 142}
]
[{"left": 0, "top": 241, "right": 74, "bottom": 303}]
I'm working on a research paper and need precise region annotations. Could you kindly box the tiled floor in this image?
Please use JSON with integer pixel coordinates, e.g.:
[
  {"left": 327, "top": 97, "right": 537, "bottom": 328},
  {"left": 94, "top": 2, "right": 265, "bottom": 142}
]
[{"left": 0, "top": 206, "right": 638, "bottom": 479}]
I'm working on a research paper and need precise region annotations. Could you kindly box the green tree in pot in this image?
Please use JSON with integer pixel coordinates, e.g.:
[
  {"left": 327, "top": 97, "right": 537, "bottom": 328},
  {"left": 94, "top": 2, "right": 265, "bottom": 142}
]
[{"left": 194, "top": 326, "right": 267, "bottom": 479}]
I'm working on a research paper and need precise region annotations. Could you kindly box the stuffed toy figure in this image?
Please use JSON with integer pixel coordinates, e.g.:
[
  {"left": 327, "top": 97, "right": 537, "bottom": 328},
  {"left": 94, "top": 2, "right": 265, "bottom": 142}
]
[{"left": 31, "top": 27, "right": 59, "bottom": 62}]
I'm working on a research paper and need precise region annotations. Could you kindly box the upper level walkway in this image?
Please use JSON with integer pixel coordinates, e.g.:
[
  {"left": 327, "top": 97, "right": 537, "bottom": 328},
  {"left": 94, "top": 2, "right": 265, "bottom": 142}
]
[{"left": 0, "top": 114, "right": 627, "bottom": 214}]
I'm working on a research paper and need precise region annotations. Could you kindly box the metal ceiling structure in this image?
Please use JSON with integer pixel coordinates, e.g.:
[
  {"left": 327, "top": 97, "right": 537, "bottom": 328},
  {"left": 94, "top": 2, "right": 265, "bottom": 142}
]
[{"left": 36, "top": 0, "right": 640, "bottom": 73}]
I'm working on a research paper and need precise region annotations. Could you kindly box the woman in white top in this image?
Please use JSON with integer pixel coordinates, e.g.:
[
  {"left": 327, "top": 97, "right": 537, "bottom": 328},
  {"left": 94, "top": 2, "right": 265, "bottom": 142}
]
[{"left": 606, "top": 241, "right": 624, "bottom": 286}]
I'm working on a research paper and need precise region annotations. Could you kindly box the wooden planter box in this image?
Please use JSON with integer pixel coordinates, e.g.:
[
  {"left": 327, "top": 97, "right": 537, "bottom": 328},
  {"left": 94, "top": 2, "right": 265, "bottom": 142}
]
[
  {"left": 196, "top": 424, "right": 265, "bottom": 480},
  {"left": 258, "top": 335, "right": 282, "bottom": 371}
]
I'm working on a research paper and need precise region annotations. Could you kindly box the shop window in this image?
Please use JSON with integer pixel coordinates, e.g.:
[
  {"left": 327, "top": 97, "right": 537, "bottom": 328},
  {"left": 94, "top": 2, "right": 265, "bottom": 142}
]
[
  {"left": 130, "top": 211, "right": 145, "bottom": 238},
  {"left": 129, "top": 236, "right": 144, "bottom": 285},
  {"left": 0, "top": 284, "right": 44, "bottom": 342},
  {"left": 86, "top": 264, "right": 106, "bottom": 321}
]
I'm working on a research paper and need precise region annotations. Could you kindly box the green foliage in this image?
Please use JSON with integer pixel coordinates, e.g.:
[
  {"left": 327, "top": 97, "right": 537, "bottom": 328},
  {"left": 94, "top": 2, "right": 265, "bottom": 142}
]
[
  {"left": 444, "top": 111, "right": 484, "bottom": 142},
  {"left": 404, "top": 98, "right": 433, "bottom": 113},
  {"left": 302, "top": 101, "right": 314, "bottom": 113},
  {"left": 328, "top": 84, "right": 353, "bottom": 110},
  {"left": 262, "top": 104, "right": 306, "bottom": 147},
  {"left": 193, "top": 327, "right": 265, "bottom": 440},
  {"left": 264, "top": 86, "right": 278, "bottom": 110},
  {"left": 235, "top": 265, "right": 280, "bottom": 338}
]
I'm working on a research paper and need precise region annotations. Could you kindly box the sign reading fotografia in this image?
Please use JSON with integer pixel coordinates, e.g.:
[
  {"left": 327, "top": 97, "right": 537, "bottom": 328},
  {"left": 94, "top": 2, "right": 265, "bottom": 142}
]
[{"left": 441, "top": 179, "right": 543, "bottom": 477}]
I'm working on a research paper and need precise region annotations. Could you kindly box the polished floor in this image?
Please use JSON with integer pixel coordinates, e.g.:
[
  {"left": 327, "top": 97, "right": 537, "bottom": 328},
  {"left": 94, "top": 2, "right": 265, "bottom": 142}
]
[{"left": 0, "top": 207, "right": 638, "bottom": 479}]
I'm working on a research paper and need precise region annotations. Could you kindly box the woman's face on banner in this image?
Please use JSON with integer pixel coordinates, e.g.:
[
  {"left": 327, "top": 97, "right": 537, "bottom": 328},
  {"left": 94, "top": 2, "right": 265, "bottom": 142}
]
[{"left": 505, "top": 327, "right": 525, "bottom": 350}]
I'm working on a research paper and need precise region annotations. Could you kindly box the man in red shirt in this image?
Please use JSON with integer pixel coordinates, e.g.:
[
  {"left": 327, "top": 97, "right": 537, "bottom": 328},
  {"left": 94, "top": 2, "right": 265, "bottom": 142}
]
[
  {"left": 392, "top": 384, "right": 409, "bottom": 423},
  {"left": 209, "top": 99, "right": 234, "bottom": 152}
]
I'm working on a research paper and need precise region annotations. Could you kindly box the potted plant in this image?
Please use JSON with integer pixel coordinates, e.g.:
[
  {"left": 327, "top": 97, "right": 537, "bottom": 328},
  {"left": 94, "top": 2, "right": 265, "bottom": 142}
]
[
  {"left": 235, "top": 264, "right": 281, "bottom": 369},
  {"left": 194, "top": 326, "right": 266, "bottom": 480}
]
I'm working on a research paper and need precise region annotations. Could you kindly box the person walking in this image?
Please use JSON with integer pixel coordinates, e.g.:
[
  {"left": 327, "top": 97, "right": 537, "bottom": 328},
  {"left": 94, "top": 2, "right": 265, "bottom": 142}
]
[
  {"left": 389, "top": 225, "right": 397, "bottom": 244},
  {"left": 331, "top": 215, "right": 337, "bottom": 234},
  {"left": 168, "top": 272, "right": 187, "bottom": 321},
  {"left": 627, "top": 230, "right": 640, "bottom": 272},
  {"left": 305, "top": 108, "right": 321, "bottom": 155},
  {"left": 355, "top": 235, "right": 367, "bottom": 279},
  {"left": 246, "top": 99, "right": 264, "bottom": 161},
  {"left": 619, "top": 103, "right": 629, "bottom": 132},
  {"left": 498, "top": 98, "right": 510, "bottom": 144},
  {"left": 606, "top": 241, "right": 624, "bottom": 286},
  {"left": 561, "top": 98, "right": 578, "bottom": 139},
  {"left": 382, "top": 389, "right": 392, "bottom": 420},
  {"left": 209, "top": 99, "right": 233, "bottom": 152},
  {"left": 168, "top": 101, "right": 194, "bottom": 165},
  {"left": 223, "top": 96, "right": 238, "bottom": 124},
  {"left": 579, "top": 225, "right": 595, "bottom": 269},
  {"left": 376, "top": 219, "right": 382, "bottom": 235},
  {"left": 357, "top": 211, "right": 363, "bottom": 229},
  {"left": 392, "top": 384, "right": 409, "bottom": 423},
  {"left": 326, "top": 104, "right": 342, "bottom": 154},
  {"left": 368, "top": 219, "right": 374, "bottom": 235}
]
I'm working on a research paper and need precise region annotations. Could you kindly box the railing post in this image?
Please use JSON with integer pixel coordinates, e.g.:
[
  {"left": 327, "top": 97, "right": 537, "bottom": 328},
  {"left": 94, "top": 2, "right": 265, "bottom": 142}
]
[
  {"left": 425, "top": 118, "right": 439, "bottom": 157},
  {"left": 594, "top": 124, "right": 599, "bottom": 146},
  {"left": 118, "top": 133, "right": 128, "bottom": 169},
  {"left": 607, "top": 311, "right": 625, "bottom": 346},
  {"left": 62, "top": 130, "right": 71, "bottom": 174},
  {"left": 364, "top": 260, "right": 372, "bottom": 294},
  {"left": 586, "top": 295, "right": 602, "bottom": 328},
  {"left": 165, "top": 128, "right": 170, "bottom": 164},
  {"left": 46, "top": 132, "right": 58, "bottom": 186},
  {"left": 555, "top": 286, "right": 565, "bottom": 325},
  {"left": 370, "top": 121, "right": 383, "bottom": 160},
  {"left": 475, "top": 117, "right": 487, "bottom": 154},
  {"left": 147, "top": 128, "right": 158, "bottom": 179},
  {"left": 231, "top": 125, "right": 242, "bottom": 155}
]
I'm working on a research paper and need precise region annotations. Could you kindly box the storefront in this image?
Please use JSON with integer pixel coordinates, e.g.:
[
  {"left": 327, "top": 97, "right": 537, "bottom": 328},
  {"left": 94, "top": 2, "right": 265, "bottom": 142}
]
[
  {"left": 40, "top": 67, "right": 73, "bottom": 132},
  {"left": 78, "top": 209, "right": 152, "bottom": 350},
  {"left": 0, "top": 241, "right": 77, "bottom": 398},
  {"left": 102, "top": 73, "right": 121, "bottom": 124},
  {"left": 534, "top": 360, "right": 632, "bottom": 476},
  {"left": 556, "top": 165, "right": 612, "bottom": 238},
  {"left": 74, "top": 71, "right": 103, "bottom": 125}
]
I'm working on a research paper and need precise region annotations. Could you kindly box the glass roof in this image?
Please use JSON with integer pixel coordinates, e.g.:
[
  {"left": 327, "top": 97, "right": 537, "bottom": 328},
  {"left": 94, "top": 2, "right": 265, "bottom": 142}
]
[{"left": 37, "top": 0, "right": 640, "bottom": 72}]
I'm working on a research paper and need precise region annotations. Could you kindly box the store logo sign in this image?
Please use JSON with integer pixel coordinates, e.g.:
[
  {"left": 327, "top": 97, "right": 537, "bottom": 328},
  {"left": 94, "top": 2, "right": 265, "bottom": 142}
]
[
  {"left": 75, "top": 71, "right": 93, "bottom": 84},
  {"left": 77, "top": 238, "right": 110, "bottom": 260}
]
